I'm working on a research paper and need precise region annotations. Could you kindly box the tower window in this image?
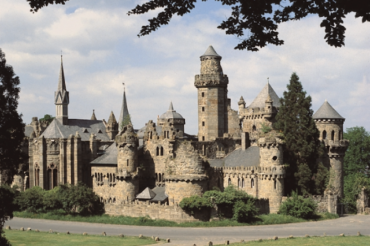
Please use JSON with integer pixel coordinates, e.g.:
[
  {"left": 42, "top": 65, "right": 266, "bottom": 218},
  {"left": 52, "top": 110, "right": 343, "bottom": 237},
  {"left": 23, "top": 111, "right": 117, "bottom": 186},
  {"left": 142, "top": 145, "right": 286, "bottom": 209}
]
[
  {"left": 252, "top": 125, "right": 256, "bottom": 131},
  {"left": 201, "top": 92, "right": 205, "bottom": 97},
  {"left": 251, "top": 178, "right": 254, "bottom": 188},
  {"left": 202, "top": 136, "right": 205, "bottom": 141},
  {"left": 331, "top": 130, "right": 335, "bottom": 140},
  {"left": 202, "top": 121, "right": 205, "bottom": 126},
  {"left": 202, "top": 107, "right": 205, "bottom": 112},
  {"left": 127, "top": 160, "right": 129, "bottom": 166},
  {"left": 323, "top": 130, "right": 327, "bottom": 140},
  {"left": 274, "top": 179, "right": 277, "bottom": 190}
]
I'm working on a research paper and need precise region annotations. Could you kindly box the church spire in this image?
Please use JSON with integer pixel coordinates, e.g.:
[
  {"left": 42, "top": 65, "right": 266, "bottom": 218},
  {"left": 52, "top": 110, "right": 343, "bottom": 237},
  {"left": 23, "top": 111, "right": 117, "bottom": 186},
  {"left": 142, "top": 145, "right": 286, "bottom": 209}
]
[
  {"left": 91, "top": 109, "right": 97, "bottom": 120},
  {"left": 118, "top": 85, "right": 131, "bottom": 130},
  {"left": 54, "top": 55, "right": 69, "bottom": 125}
]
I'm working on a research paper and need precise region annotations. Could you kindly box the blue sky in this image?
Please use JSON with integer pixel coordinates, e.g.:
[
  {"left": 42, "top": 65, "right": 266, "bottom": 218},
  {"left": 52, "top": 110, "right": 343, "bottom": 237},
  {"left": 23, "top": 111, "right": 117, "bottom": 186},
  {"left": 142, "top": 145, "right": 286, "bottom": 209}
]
[{"left": 1, "top": 0, "right": 370, "bottom": 134}]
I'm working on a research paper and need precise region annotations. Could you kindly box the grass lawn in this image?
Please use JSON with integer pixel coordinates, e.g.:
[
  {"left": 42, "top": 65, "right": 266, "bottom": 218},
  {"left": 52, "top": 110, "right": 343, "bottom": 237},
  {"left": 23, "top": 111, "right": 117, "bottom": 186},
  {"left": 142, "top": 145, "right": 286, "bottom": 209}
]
[
  {"left": 13, "top": 211, "right": 338, "bottom": 227},
  {"left": 4, "top": 229, "right": 159, "bottom": 246},
  {"left": 216, "top": 236, "right": 370, "bottom": 246}
]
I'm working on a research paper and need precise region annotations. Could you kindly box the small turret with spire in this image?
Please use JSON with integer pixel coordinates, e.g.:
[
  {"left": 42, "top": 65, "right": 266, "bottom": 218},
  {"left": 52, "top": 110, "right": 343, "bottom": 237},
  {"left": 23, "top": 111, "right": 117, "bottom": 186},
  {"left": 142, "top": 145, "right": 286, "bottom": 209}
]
[
  {"left": 54, "top": 55, "right": 69, "bottom": 125},
  {"left": 106, "top": 111, "right": 118, "bottom": 140},
  {"left": 118, "top": 84, "right": 131, "bottom": 131},
  {"left": 91, "top": 110, "right": 97, "bottom": 120}
]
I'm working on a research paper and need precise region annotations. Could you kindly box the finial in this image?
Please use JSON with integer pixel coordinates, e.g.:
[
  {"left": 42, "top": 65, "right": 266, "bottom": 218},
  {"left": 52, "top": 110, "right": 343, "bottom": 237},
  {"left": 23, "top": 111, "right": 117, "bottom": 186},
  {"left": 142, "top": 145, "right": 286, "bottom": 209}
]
[
  {"left": 122, "top": 82, "right": 125, "bottom": 92},
  {"left": 267, "top": 77, "right": 269, "bottom": 84}
]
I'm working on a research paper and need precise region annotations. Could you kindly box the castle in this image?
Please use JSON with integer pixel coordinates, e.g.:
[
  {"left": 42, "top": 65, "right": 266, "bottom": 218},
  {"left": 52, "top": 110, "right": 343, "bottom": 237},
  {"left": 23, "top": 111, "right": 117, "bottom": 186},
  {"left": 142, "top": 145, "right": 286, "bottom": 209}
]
[{"left": 12, "top": 46, "right": 349, "bottom": 221}]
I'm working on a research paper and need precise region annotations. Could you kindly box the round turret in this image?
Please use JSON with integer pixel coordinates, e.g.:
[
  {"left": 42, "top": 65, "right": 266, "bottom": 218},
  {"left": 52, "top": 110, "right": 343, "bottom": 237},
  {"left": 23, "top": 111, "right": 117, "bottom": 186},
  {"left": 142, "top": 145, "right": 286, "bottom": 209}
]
[
  {"left": 115, "top": 124, "right": 138, "bottom": 174},
  {"left": 157, "top": 102, "right": 185, "bottom": 133}
]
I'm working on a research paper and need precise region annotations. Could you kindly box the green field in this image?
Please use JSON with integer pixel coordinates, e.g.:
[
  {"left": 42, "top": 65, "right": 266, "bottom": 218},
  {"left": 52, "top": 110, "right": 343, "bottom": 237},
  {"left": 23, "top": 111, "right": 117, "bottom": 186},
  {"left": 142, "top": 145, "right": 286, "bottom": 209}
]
[
  {"left": 217, "top": 236, "right": 370, "bottom": 246},
  {"left": 4, "top": 230, "right": 159, "bottom": 246}
]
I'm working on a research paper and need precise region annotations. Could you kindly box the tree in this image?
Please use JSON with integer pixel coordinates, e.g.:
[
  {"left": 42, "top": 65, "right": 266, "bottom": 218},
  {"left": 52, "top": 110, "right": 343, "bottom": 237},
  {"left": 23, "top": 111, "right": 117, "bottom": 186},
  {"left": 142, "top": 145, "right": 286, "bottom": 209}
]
[
  {"left": 39, "top": 114, "right": 54, "bottom": 124},
  {"left": 342, "top": 127, "right": 370, "bottom": 212},
  {"left": 0, "top": 185, "right": 15, "bottom": 246},
  {"left": 273, "top": 72, "right": 321, "bottom": 195},
  {"left": 26, "top": 0, "right": 370, "bottom": 51},
  {"left": 0, "top": 48, "right": 25, "bottom": 183}
]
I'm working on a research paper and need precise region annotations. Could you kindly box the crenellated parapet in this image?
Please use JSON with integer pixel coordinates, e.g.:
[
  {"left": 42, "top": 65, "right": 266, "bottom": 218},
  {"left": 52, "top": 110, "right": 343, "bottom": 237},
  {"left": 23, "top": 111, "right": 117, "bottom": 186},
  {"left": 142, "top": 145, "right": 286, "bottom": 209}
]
[
  {"left": 194, "top": 74, "right": 229, "bottom": 88},
  {"left": 323, "top": 139, "right": 349, "bottom": 156}
]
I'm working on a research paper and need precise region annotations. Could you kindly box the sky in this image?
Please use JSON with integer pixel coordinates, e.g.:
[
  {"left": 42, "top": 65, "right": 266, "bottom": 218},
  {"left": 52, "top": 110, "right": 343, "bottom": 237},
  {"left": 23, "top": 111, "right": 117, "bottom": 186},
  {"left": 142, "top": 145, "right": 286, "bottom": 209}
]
[{"left": 1, "top": 0, "right": 369, "bottom": 135}]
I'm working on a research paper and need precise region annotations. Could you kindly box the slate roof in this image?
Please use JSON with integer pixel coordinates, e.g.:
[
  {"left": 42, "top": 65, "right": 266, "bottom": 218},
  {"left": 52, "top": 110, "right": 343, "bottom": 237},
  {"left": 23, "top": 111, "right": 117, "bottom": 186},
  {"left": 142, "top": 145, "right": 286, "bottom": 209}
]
[
  {"left": 40, "top": 118, "right": 111, "bottom": 141},
  {"left": 24, "top": 125, "right": 34, "bottom": 138},
  {"left": 247, "top": 83, "right": 281, "bottom": 109},
  {"left": 313, "top": 100, "right": 344, "bottom": 119},
  {"left": 118, "top": 89, "right": 130, "bottom": 131},
  {"left": 151, "top": 186, "right": 168, "bottom": 202},
  {"left": 201, "top": 45, "right": 221, "bottom": 57},
  {"left": 209, "top": 146, "right": 260, "bottom": 167},
  {"left": 136, "top": 187, "right": 156, "bottom": 200},
  {"left": 90, "top": 143, "right": 117, "bottom": 165},
  {"left": 159, "top": 102, "right": 184, "bottom": 119}
]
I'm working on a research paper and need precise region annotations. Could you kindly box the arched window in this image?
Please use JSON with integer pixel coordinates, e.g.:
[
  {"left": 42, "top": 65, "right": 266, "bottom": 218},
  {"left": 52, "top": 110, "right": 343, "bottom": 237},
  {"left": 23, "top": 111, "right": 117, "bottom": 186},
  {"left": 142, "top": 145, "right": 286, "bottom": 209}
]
[
  {"left": 251, "top": 178, "right": 254, "bottom": 188},
  {"left": 242, "top": 178, "right": 245, "bottom": 188},
  {"left": 252, "top": 125, "right": 256, "bottom": 131},
  {"left": 127, "top": 159, "right": 129, "bottom": 166},
  {"left": 202, "top": 136, "right": 205, "bottom": 141},
  {"left": 159, "top": 173, "right": 162, "bottom": 182},
  {"left": 274, "top": 179, "right": 277, "bottom": 189},
  {"left": 155, "top": 173, "right": 158, "bottom": 181},
  {"left": 331, "top": 130, "right": 335, "bottom": 140},
  {"left": 228, "top": 178, "right": 231, "bottom": 186},
  {"left": 113, "top": 174, "right": 115, "bottom": 182},
  {"left": 160, "top": 146, "right": 164, "bottom": 156},
  {"left": 156, "top": 147, "right": 159, "bottom": 156},
  {"left": 238, "top": 178, "right": 241, "bottom": 188},
  {"left": 35, "top": 163, "right": 40, "bottom": 186},
  {"left": 323, "top": 130, "right": 327, "bottom": 140},
  {"left": 48, "top": 163, "right": 57, "bottom": 190}
]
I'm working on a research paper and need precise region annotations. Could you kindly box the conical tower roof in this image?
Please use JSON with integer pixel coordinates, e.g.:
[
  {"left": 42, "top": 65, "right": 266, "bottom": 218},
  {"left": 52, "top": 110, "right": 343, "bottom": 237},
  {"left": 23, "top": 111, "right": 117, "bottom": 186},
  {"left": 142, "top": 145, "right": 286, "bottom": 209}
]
[
  {"left": 118, "top": 87, "right": 131, "bottom": 130},
  {"left": 108, "top": 111, "right": 117, "bottom": 124},
  {"left": 91, "top": 110, "right": 97, "bottom": 120},
  {"left": 159, "top": 102, "right": 184, "bottom": 119},
  {"left": 58, "top": 56, "right": 67, "bottom": 91},
  {"left": 201, "top": 45, "right": 221, "bottom": 58},
  {"left": 248, "top": 82, "right": 281, "bottom": 109},
  {"left": 313, "top": 100, "right": 344, "bottom": 119}
]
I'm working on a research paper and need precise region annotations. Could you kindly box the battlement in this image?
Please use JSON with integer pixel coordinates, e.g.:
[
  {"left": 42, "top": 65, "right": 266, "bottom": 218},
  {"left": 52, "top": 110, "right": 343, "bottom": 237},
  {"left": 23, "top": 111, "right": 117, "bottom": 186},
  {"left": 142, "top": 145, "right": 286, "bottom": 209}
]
[
  {"left": 213, "top": 165, "right": 286, "bottom": 176},
  {"left": 258, "top": 137, "right": 283, "bottom": 147},
  {"left": 194, "top": 74, "right": 228, "bottom": 88},
  {"left": 314, "top": 118, "right": 345, "bottom": 124}
]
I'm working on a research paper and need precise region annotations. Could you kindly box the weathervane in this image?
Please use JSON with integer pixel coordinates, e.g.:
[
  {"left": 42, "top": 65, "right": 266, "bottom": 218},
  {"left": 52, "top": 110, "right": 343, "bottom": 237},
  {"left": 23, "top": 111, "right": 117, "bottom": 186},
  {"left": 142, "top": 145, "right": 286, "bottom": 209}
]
[{"left": 123, "top": 82, "right": 125, "bottom": 91}]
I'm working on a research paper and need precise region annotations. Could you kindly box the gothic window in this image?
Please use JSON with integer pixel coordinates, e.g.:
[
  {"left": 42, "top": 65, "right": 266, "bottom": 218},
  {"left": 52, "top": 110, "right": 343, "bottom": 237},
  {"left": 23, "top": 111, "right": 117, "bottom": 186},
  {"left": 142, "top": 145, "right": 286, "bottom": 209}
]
[
  {"left": 274, "top": 179, "right": 277, "bottom": 190},
  {"left": 251, "top": 178, "right": 254, "bottom": 188},
  {"left": 202, "top": 121, "right": 205, "bottom": 126},
  {"left": 202, "top": 136, "right": 205, "bottom": 141},
  {"left": 113, "top": 174, "right": 115, "bottom": 182},
  {"left": 202, "top": 107, "right": 205, "bottom": 112},
  {"left": 252, "top": 125, "right": 256, "bottom": 131},
  {"left": 47, "top": 163, "right": 57, "bottom": 190},
  {"left": 238, "top": 178, "right": 240, "bottom": 188},
  {"left": 155, "top": 173, "right": 158, "bottom": 182},
  {"left": 242, "top": 178, "right": 245, "bottom": 188},
  {"left": 323, "top": 130, "right": 327, "bottom": 140},
  {"left": 159, "top": 173, "right": 162, "bottom": 182},
  {"left": 127, "top": 159, "right": 129, "bottom": 166},
  {"left": 228, "top": 178, "right": 231, "bottom": 186},
  {"left": 156, "top": 147, "right": 159, "bottom": 156},
  {"left": 35, "top": 163, "right": 40, "bottom": 187},
  {"left": 160, "top": 146, "right": 164, "bottom": 156},
  {"left": 331, "top": 130, "right": 335, "bottom": 140},
  {"left": 201, "top": 92, "right": 204, "bottom": 97}
]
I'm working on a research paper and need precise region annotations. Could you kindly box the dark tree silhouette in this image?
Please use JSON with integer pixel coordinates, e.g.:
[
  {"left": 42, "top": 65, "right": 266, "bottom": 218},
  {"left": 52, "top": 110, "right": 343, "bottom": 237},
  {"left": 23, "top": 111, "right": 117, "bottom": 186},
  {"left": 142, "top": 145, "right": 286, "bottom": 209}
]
[{"left": 26, "top": 0, "right": 370, "bottom": 51}]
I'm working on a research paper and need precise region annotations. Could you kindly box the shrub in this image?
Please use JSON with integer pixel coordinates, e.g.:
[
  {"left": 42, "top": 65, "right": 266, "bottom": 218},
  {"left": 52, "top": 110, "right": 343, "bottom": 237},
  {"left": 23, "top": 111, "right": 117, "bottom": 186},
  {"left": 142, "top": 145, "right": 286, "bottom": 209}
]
[
  {"left": 278, "top": 191, "right": 317, "bottom": 219},
  {"left": 232, "top": 200, "right": 258, "bottom": 222},
  {"left": 179, "top": 196, "right": 212, "bottom": 213},
  {"left": 43, "top": 187, "right": 62, "bottom": 211},
  {"left": 15, "top": 186, "right": 45, "bottom": 213}
]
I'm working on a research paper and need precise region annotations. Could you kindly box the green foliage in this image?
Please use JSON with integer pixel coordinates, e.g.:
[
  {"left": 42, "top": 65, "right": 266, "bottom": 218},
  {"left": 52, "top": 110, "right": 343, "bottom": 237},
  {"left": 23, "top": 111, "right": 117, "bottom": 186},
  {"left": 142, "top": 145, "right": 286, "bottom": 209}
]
[
  {"left": 343, "top": 127, "right": 370, "bottom": 213},
  {"left": 15, "top": 186, "right": 45, "bottom": 213},
  {"left": 0, "top": 185, "right": 15, "bottom": 246},
  {"left": 260, "top": 122, "right": 272, "bottom": 134},
  {"left": 39, "top": 114, "right": 54, "bottom": 124},
  {"left": 0, "top": 48, "right": 26, "bottom": 181},
  {"left": 55, "top": 183, "right": 104, "bottom": 215},
  {"left": 278, "top": 191, "right": 317, "bottom": 219},
  {"left": 273, "top": 73, "right": 321, "bottom": 195},
  {"left": 314, "top": 162, "right": 329, "bottom": 195},
  {"left": 179, "top": 196, "right": 212, "bottom": 213}
]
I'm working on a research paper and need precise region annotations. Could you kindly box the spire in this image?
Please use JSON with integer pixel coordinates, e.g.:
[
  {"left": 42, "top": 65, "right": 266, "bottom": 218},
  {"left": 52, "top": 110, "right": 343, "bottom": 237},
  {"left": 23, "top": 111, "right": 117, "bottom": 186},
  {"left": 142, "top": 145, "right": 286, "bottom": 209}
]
[
  {"left": 118, "top": 85, "right": 131, "bottom": 130},
  {"left": 58, "top": 55, "right": 67, "bottom": 91},
  {"left": 108, "top": 111, "right": 117, "bottom": 124},
  {"left": 168, "top": 101, "right": 174, "bottom": 111},
  {"left": 91, "top": 109, "right": 97, "bottom": 120}
]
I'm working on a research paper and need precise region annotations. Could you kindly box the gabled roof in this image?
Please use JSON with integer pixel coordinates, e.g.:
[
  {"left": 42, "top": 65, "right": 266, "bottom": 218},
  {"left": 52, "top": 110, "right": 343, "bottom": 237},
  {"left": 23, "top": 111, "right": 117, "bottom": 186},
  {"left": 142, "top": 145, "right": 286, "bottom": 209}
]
[
  {"left": 201, "top": 45, "right": 221, "bottom": 57},
  {"left": 90, "top": 143, "right": 117, "bottom": 165},
  {"left": 136, "top": 187, "right": 156, "bottom": 200},
  {"left": 40, "top": 118, "right": 111, "bottom": 141},
  {"left": 313, "top": 100, "right": 344, "bottom": 119},
  {"left": 247, "top": 83, "right": 281, "bottom": 109},
  {"left": 159, "top": 102, "right": 184, "bottom": 120}
]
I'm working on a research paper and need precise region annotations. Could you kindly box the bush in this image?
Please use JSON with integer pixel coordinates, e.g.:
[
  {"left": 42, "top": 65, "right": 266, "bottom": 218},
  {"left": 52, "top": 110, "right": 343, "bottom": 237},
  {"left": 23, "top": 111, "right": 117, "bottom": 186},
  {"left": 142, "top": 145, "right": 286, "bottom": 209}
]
[
  {"left": 179, "top": 196, "right": 212, "bottom": 213},
  {"left": 15, "top": 186, "right": 45, "bottom": 213},
  {"left": 0, "top": 185, "right": 15, "bottom": 246},
  {"left": 278, "top": 191, "right": 317, "bottom": 219}
]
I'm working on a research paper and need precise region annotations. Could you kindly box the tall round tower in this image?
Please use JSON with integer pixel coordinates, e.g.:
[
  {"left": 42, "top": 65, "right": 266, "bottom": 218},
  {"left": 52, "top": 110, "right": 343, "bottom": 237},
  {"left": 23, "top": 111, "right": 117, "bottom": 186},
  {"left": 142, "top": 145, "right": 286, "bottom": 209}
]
[
  {"left": 313, "top": 100, "right": 349, "bottom": 198},
  {"left": 194, "top": 45, "right": 229, "bottom": 141},
  {"left": 115, "top": 124, "right": 139, "bottom": 201}
]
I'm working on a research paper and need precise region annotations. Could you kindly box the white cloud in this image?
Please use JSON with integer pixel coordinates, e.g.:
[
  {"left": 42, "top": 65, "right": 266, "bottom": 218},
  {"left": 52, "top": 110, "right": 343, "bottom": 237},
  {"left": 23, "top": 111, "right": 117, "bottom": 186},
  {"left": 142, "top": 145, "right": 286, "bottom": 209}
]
[{"left": 1, "top": 0, "right": 370, "bottom": 134}]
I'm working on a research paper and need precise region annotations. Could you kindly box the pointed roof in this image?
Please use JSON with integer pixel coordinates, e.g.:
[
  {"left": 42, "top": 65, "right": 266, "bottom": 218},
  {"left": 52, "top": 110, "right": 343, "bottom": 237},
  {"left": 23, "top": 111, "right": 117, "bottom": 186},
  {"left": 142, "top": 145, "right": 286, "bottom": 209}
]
[
  {"left": 58, "top": 56, "right": 67, "bottom": 91},
  {"left": 313, "top": 100, "right": 344, "bottom": 119},
  {"left": 118, "top": 87, "right": 131, "bottom": 130},
  {"left": 159, "top": 102, "right": 184, "bottom": 119},
  {"left": 201, "top": 45, "right": 221, "bottom": 58},
  {"left": 107, "top": 111, "right": 117, "bottom": 125},
  {"left": 91, "top": 110, "right": 97, "bottom": 120},
  {"left": 136, "top": 187, "right": 156, "bottom": 200},
  {"left": 248, "top": 83, "right": 281, "bottom": 109}
]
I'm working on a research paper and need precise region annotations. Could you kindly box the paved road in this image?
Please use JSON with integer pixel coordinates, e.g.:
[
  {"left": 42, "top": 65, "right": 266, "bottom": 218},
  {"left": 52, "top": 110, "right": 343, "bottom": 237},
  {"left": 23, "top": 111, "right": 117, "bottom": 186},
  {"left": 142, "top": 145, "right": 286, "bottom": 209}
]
[{"left": 4, "top": 215, "right": 370, "bottom": 246}]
